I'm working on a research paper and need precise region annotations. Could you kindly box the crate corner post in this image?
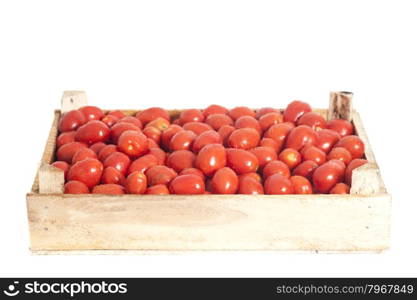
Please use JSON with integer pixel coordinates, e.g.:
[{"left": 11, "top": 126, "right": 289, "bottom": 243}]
[{"left": 61, "top": 90, "right": 88, "bottom": 113}]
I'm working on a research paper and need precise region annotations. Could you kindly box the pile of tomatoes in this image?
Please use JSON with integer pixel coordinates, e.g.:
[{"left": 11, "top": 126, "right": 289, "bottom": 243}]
[{"left": 52, "top": 101, "right": 367, "bottom": 195}]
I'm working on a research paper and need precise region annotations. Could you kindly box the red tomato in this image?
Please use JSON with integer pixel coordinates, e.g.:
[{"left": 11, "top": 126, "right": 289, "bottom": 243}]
[
  {"left": 264, "top": 174, "right": 294, "bottom": 194},
  {"left": 179, "top": 168, "right": 205, "bottom": 180},
  {"left": 279, "top": 148, "right": 302, "bottom": 169},
  {"left": 146, "top": 184, "right": 170, "bottom": 195},
  {"left": 179, "top": 109, "right": 205, "bottom": 124},
  {"left": 148, "top": 147, "right": 166, "bottom": 165},
  {"left": 128, "top": 154, "right": 158, "bottom": 174},
  {"left": 255, "top": 107, "right": 280, "bottom": 119},
  {"left": 203, "top": 104, "right": 228, "bottom": 117},
  {"left": 101, "top": 166, "right": 125, "bottom": 185},
  {"left": 217, "top": 125, "right": 235, "bottom": 146},
  {"left": 72, "top": 148, "right": 97, "bottom": 164},
  {"left": 263, "top": 160, "right": 291, "bottom": 179},
  {"left": 107, "top": 110, "right": 126, "bottom": 119},
  {"left": 57, "top": 131, "right": 76, "bottom": 148},
  {"left": 312, "top": 160, "right": 345, "bottom": 193},
  {"left": 145, "top": 165, "right": 177, "bottom": 186},
  {"left": 57, "top": 142, "right": 88, "bottom": 163},
  {"left": 143, "top": 126, "right": 162, "bottom": 144},
  {"left": 192, "top": 130, "right": 222, "bottom": 153},
  {"left": 92, "top": 184, "right": 125, "bottom": 194},
  {"left": 290, "top": 176, "right": 313, "bottom": 194},
  {"left": 286, "top": 125, "right": 318, "bottom": 150},
  {"left": 51, "top": 161, "right": 69, "bottom": 178},
  {"left": 145, "top": 117, "right": 170, "bottom": 131},
  {"left": 183, "top": 122, "right": 213, "bottom": 135},
  {"left": 297, "top": 112, "right": 326, "bottom": 130},
  {"left": 292, "top": 160, "right": 319, "bottom": 180},
  {"left": 169, "top": 130, "right": 196, "bottom": 151},
  {"left": 238, "top": 176, "right": 264, "bottom": 194},
  {"left": 97, "top": 144, "right": 117, "bottom": 161},
  {"left": 211, "top": 167, "right": 238, "bottom": 194},
  {"left": 67, "top": 158, "right": 103, "bottom": 188},
  {"left": 125, "top": 171, "right": 147, "bottom": 194},
  {"left": 110, "top": 122, "right": 141, "bottom": 144},
  {"left": 64, "top": 180, "right": 89, "bottom": 194},
  {"left": 228, "top": 106, "right": 256, "bottom": 120},
  {"left": 327, "top": 119, "right": 353, "bottom": 137},
  {"left": 101, "top": 114, "right": 119, "bottom": 127},
  {"left": 345, "top": 158, "right": 368, "bottom": 185},
  {"left": 74, "top": 120, "right": 110, "bottom": 145},
  {"left": 235, "top": 116, "right": 261, "bottom": 133},
  {"left": 136, "top": 107, "right": 170, "bottom": 125},
  {"left": 264, "top": 123, "right": 293, "bottom": 151},
  {"left": 103, "top": 151, "right": 131, "bottom": 175},
  {"left": 250, "top": 146, "right": 278, "bottom": 168},
  {"left": 260, "top": 137, "right": 280, "bottom": 152},
  {"left": 89, "top": 142, "right": 106, "bottom": 154},
  {"left": 59, "top": 110, "right": 86, "bottom": 132},
  {"left": 315, "top": 129, "right": 341, "bottom": 153},
  {"left": 169, "top": 174, "right": 205, "bottom": 194},
  {"left": 258, "top": 112, "right": 283, "bottom": 132},
  {"left": 79, "top": 106, "right": 104, "bottom": 121},
  {"left": 195, "top": 144, "right": 227, "bottom": 176},
  {"left": 226, "top": 148, "right": 259, "bottom": 175},
  {"left": 147, "top": 138, "right": 159, "bottom": 149},
  {"left": 166, "top": 150, "right": 196, "bottom": 172},
  {"left": 238, "top": 172, "right": 262, "bottom": 183},
  {"left": 118, "top": 130, "right": 148, "bottom": 157},
  {"left": 283, "top": 100, "right": 312, "bottom": 123},
  {"left": 301, "top": 146, "right": 326, "bottom": 166},
  {"left": 330, "top": 183, "right": 350, "bottom": 194},
  {"left": 161, "top": 124, "right": 183, "bottom": 149},
  {"left": 327, "top": 147, "right": 352, "bottom": 165},
  {"left": 228, "top": 128, "right": 260, "bottom": 150},
  {"left": 118, "top": 116, "right": 143, "bottom": 129},
  {"left": 335, "top": 135, "right": 365, "bottom": 159},
  {"left": 205, "top": 114, "right": 234, "bottom": 130}
]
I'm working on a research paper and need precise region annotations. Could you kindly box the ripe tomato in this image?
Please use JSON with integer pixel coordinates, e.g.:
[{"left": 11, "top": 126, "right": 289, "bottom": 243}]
[
  {"left": 301, "top": 146, "right": 326, "bottom": 166},
  {"left": 51, "top": 161, "right": 69, "bottom": 178},
  {"left": 217, "top": 125, "right": 235, "bottom": 146},
  {"left": 264, "top": 174, "right": 294, "bottom": 194},
  {"left": 97, "top": 144, "right": 117, "bottom": 161},
  {"left": 238, "top": 176, "right": 264, "bottom": 194},
  {"left": 169, "top": 130, "right": 196, "bottom": 151},
  {"left": 67, "top": 158, "right": 103, "bottom": 188},
  {"left": 195, "top": 144, "right": 226, "bottom": 176},
  {"left": 136, "top": 107, "right": 170, "bottom": 125},
  {"left": 312, "top": 160, "right": 345, "bottom": 193},
  {"left": 263, "top": 160, "right": 291, "bottom": 179},
  {"left": 345, "top": 158, "right": 368, "bottom": 185},
  {"left": 203, "top": 104, "right": 228, "bottom": 117},
  {"left": 211, "top": 167, "right": 238, "bottom": 194},
  {"left": 145, "top": 117, "right": 170, "bottom": 131},
  {"left": 72, "top": 148, "right": 97, "bottom": 164},
  {"left": 292, "top": 160, "right": 318, "bottom": 180},
  {"left": 205, "top": 113, "right": 233, "bottom": 130},
  {"left": 283, "top": 100, "right": 312, "bottom": 123},
  {"left": 250, "top": 146, "right": 278, "bottom": 168},
  {"left": 192, "top": 130, "right": 222, "bottom": 153},
  {"left": 290, "top": 176, "right": 313, "bottom": 194},
  {"left": 118, "top": 130, "right": 148, "bottom": 157},
  {"left": 183, "top": 122, "right": 213, "bottom": 135},
  {"left": 330, "top": 183, "right": 350, "bottom": 194},
  {"left": 145, "top": 165, "right": 177, "bottom": 186},
  {"left": 92, "top": 184, "right": 125, "bottom": 194},
  {"left": 125, "top": 171, "right": 147, "bottom": 194},
  {"left": 146, "top": 184, "right": 170, "bottom": 195},
  {"left": 235, "top": 116, "right": 261, "bottom": 133},
  {"left": 279, "top": 148, "right": 302, "bottom": 169},
  {"left": 315, "top": 129, "right": 341, "bottom": 153},
  {"left": 110, "top": 122, "right": 141, "bottom": 143},
  {"left": 286, "top": 125, "right": 318, "bottom": 150},
  {"left": 226, "top": 148, "right": 259, "bottom": 175},
  {"left": 335, "top": 135, "right": 365, "bottom": 159},
  {"left": 79, "top": 106, "right": 104, "bottom": 121},
  {"left": 89, "top": 142, "right": 106, "bottom": 154},
  {"left": 260, "top": 137, "right": 280, "bottom": 152},
  {"left": 101, "top": 166, "right": 125, "bottom": 185},
  {"left": 228, "top": 106, "right": 256, "bottom": 120},
  {"left": 179, "top": 168, "right": 205, "bottom": 180},
  {"left": 327, "top": 119, "right": 353, "bottom": 137},
  {"left": 258, "top": 112, "right": 283, "bottom": 132},
  {"left": 169, "top": 174, "right": 205, "bottom": 194},
  {"left": 179, "top": 109, "right": 205, "bottom": 124},
  {"left": 107, "top": 110, "right": 126, "bottom": 119},
  {"left": 297, "top": 112, "right": 326, "bottom": 130},
  {"left": 103, "top": 152, "right": 131, "bottom": 175},
  {"left": 264, "top": 123, "right": 293, "bottom": 151},
  {"left": 161, "top": 124, "right": 183, "bottom": 149},
  {"left": 228, "top": 128, "right": 260, "bottom": 150},
  {"left": 59, "top": 110, "right": 86, "bottom": 132},
  {"left": 148, "top": 147, "right": 166, "bottom": 165},
  {"left": 143, "top": 126, "right": 162, "bottom": 144},
  {"left": 64, "top": 180, "right": 89, "bottom": 194},
  {"left": 101, "top": 114, "right": 119, "bottom": 127},
  {"left": 255, "top": 107, "right": 280, "bottom": 119},
  {"left": 56, "top": 142, "right": 87, "bottom": 163},
  {"left": 327, "top": 147, "right": 352, "bottom": 165},
  {"left": 238, "top": 172, "right": 262, "bottom": 183},
  {"left": 128, "top": 154, "right": 158, "bottom": 174},
  {"left": 166, "top": 150, "right": 196, "bottom": 172},
  {"left": 75, "top": 120, "right": 110, "bottom": 144},
  {"left": 57, "top": 131, "right": 76, "bottom": 148},
  {"left": 118, "top": 116, "right": 143, "bottom": 129}
]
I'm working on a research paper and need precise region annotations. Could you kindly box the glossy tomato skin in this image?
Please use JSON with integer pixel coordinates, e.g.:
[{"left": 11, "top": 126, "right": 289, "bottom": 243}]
[
  {"left": 97, "top": 144, "right": 117, "bottom": 161},
  {"left": 183, "top": 122, "right": 213, "bottom": 135},
  {"left": 148, "top": 147, "right": 166, "bottom": 165},
  {"left": 292, "top": 160, "right": 318, "bottom": 180},
  {"left": 146, "top": 184, "right": 170, "bottom": 195},
  {"left": 179, "top": 168, "right": 205, "bottom": 180},
  {"left": 169, "top": 130, "right": 196, "bottom": 151},
  {"left": 327, "top": 147, "right": 352, "bottom": 165},
  {"left": 136, "top": 107, "right": 170, "bottom": 125},
  {"left": 118, "top": 116, "right": 143, "bottom": 129},
  {"left": 89, "top": 142, "right": 106, "bottom": 154},
  {"left": 161, "top": 124, "right": 183, "bottom": 149},
  {"left": 283, "top": 100, "right": 312, "bottom": 123},
  {"left": 286, "top": 125, "right": 318, "bottom": 150},
  {"left": 75, "top": 120, "right": 110, "bottom": 144},
  {"left": 260, "top": 138, "right": 280, "bottom": 152},
  {"left": 297, "top": 112, "right": 326, "bottom": 130},
  {"left": 279, "top": 148, "right": 302, "bottom": 169},
  {"left": 290, "top": 176, "right": 313, "bottom": 194},
  {"left": 145, "top": 117, "right": 170, "bottom": 131},
  {"left": 79, "top": 106, "right": 104, "bottom": 121},
  {"left": 301, "top": 146, "right": 326, "bottom": 166},
  {"left": 345, "top": 158, "right": 368, "bottom": 185},
  {"left": 211, "top": 167, "right": 238, "bottom": 194},
  {"left": 250, "top": 146, "right": 278, "bottom": 168},
  {"left": 169, "top": 174, "right": 205, "bottom": 194},
  {"left": 330, "top": 183, "right": 350, "bottom": 194},
  {"left": 228, "top": 106, "right": 256, "bottom": 120},
  {"left": 101, "top": 114, "right": 119, "bottom": 127},
  {"left": 217, "top": 125, "right": 235, "bottom": 146},
  {"left": 107, "top": 110, "right": 126, "bottom": 119},
  {"left": 263, "top": 160, "right": 291, "bottom": 179},
  {"left": 118, "top": 130, "right": 148, "bottom": 157},
  {"left": 235, "top": 116, "right": 261, "bottom": 133},
  {"left": 255, "top": 107, "right": 279, "bottom": 119},
  {"left": 179, "top": 109, "right": 205, "bottom": 124},
  {"left": 145, "top": 165, "right": 177, "bottom": 186},
  {"left": 64, "top": 180, "right": 90, "bottom": 194},
  {"left": 67, "top": 158, "right": 103, "bottom": 188},
  {"left": 192, "top": 130, "right": 222, "bottom": 153},
  {"left": 203, "top": 104, "right": 228, "bottom": 117},
  {"left": 327, "top": 119, "right": 353, "bottom": 137},
  {"left": 101, "top": 166, "right": 125, "bottom": 185},
  {"left": 238, "top": 176, "right": 264, "bottom": 194},
  {"left": 264, "top": 174, "right": 294, "bottom": 194},
  {"left": 72, "top": 148, "right": 97, "bottom": 164},
  {"left": 59, "top": 110, "right": 86, "bottom": 132},
  {"left": 56, "top": 142, "right": 88, "bottom": 163},
  {"left": 226, "top": 148, "right": 259, "bottom": 175},
  {"left": 238, "top": 172, "right": 262, "bottom": 183},
  {"left": 228, "top": 128, "right": 260, "bottom": 150},
  {"left": 128, "top": 154, "right": 158, "bottom": 174},
  {"left": 103, "top": 152, "right": 131, "bottom": 175},
  {"left": 264, "top": 123, "right": 293, "bottom": 151},
  {"left": 312, "top": 160, "right": 345, "bottom": 193},
  {"left": 335, "top": 135, "right": 365, "bottom": 159},
  {"left": 195, "top": 144, "right": 227, "bottom": 176},
  {"left": 143, "top": 126, "right": 162, "bottom": 144},
  {"left": 57, "top": 131, "right": 76, "bottom": 148},
  {"left": 166, "top": 150, "right": 196, "bottom": 172},
  {"left": 51, "top": 161, "right": 69, "bottom": 178},
  {"left": 205, "top": 114, "right": 234, "bottom": 130},
  {"left": 92, "top": 184, "right": 125, "bottom": 194},
  {"left": 315, "top": 129, "right": 341, "bottom": 153},
  {"left": 110, "top": 122, "right": 141, "bottom": 144},
  {"left": 258, "top": 112, "right": 283, "bottom": 132},
  {"left": 125, "top": 171, "right": 147, "bottom": 194}
]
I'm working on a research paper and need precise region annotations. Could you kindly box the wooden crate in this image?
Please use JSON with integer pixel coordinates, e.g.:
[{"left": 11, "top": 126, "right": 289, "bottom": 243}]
[{"left": 26, "top": 91, "right": 391, "bottom": 253}]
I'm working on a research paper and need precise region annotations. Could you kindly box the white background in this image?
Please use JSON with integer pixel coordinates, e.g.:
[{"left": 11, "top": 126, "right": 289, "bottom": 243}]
[{"left": 0, "top": 0, "right": 416, "bottom": 277}]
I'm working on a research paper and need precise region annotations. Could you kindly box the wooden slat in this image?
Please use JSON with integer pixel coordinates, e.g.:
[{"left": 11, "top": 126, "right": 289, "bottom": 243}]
[
  {"left": 61, "top": 91, "right": 88, "bottom": 113},
  {"left": 328, "top": 91, "right": 353, "bottom": 121}
]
